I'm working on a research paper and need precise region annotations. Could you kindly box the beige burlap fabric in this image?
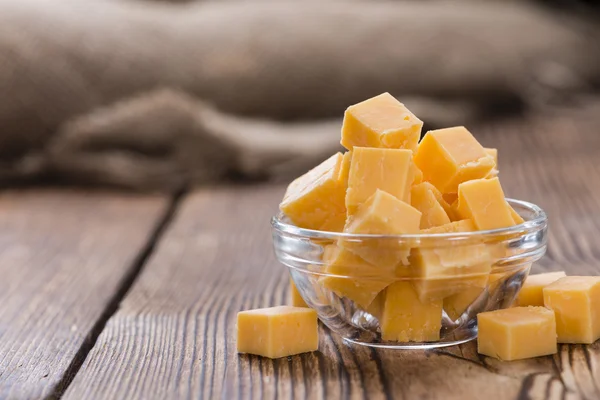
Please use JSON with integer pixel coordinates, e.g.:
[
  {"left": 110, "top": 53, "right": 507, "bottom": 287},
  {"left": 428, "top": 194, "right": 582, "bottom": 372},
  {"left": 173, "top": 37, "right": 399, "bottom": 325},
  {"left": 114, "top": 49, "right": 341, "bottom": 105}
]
[{"left": 0, "top": 0, "right": 598, "bottom": 190}]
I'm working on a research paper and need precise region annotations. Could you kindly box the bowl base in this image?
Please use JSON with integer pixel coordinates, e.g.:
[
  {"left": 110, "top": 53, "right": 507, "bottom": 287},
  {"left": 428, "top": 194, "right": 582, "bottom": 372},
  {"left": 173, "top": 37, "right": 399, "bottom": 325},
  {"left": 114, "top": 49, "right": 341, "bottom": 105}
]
[{"left": 342, "top": 333, "right": 477, "bottom": 350}]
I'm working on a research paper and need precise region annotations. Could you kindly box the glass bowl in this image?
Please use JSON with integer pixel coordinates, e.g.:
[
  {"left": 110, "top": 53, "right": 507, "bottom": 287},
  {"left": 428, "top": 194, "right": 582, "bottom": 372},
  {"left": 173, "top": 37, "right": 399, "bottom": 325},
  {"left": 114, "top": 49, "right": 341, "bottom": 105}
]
[{"left": 271, "top": 199, "right": 547, "bottom": 349}]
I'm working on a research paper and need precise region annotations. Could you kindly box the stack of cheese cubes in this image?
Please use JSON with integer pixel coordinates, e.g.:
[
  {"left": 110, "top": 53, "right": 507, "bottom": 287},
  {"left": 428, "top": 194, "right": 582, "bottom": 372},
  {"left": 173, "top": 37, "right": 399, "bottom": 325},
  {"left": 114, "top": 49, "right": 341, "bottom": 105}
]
[
  {"left": 477, "top": 271, "right": 600, "bottom": 361},
  {"left": 280, "top": 92, "right": 521, "bottom": 343},
  {"left": 238, "top": 92, "right": 600, "bottom": 360}
]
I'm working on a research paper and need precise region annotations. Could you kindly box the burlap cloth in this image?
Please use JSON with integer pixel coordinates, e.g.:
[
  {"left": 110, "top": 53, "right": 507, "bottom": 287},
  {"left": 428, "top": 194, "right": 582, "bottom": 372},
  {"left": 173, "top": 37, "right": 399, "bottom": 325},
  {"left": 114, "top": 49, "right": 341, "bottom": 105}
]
[{"left": 0, "top": 0, "right": 598, "bottom": 190}]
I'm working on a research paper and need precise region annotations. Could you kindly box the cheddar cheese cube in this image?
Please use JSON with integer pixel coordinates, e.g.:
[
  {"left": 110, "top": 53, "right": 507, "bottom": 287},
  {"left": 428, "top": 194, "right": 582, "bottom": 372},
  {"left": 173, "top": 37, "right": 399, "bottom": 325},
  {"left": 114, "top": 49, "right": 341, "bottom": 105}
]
[
  {"left": 543, "top": 276, "right": 600, "bottom": 344},
  {"left": 319, "top": 245, "right": 393, "bottom": 309},
  {"left": 411, "top": 182, "right": 451, "bottom": 229},
  {"left": 237, "top": 306, "right": 318, "bottom": 358},
  {"left": 456, "top": 178, "right": 515, "bottom": 230},
  {"left": 515, "top": 271, "right": 566, "bottom": 307},
  {"left": 341, "top": 93, "right": 423, "bottom": 152},
  {"left": 381, "top": 281, "right": 442, "bottom": 342},
  {"left": 414, "top": 126, "right": 495, "bottom": 193},
  {"left": 280, "top": 153, "right": 347, "bottom": 231},
  {"left": 345, "top": 147, "right": 414, "bottom": 215},
  {"left": 342, "top": 189, "right": 421, "bottom": 268},
  {"left": 411, "top": 233, "right": 491, "bottom": 300},
  {"left": 290, "top": 278, "right": 308, "bottom": 307},
  {"left": 444, "top": 286, "right": 485, "bottom": 321},
  {"left": 477, "top": 307, "right": 557, "bottom": 361}
]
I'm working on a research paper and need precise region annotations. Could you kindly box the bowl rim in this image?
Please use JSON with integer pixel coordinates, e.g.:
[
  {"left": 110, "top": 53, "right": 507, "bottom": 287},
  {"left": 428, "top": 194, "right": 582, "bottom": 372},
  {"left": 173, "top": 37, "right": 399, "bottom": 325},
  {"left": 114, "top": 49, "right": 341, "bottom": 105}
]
[{"left": 271, "top": 198, "right": 547, "bottom": 240}]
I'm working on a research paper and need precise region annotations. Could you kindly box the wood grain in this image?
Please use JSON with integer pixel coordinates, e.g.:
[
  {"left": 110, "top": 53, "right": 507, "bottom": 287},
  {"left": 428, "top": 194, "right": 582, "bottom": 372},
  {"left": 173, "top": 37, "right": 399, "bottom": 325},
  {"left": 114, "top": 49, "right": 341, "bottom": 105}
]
[
  {"left": 64, "top": 105, "right": 600, "bottom": 400},
  {"left": 0, "top": 191, "right": 169, "bottom": 399}
]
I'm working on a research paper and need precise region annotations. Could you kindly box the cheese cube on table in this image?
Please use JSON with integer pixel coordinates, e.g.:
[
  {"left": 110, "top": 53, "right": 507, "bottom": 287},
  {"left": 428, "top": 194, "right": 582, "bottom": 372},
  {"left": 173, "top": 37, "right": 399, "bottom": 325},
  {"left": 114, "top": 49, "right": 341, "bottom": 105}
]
[
  {"left": 411, "top": 182, "right": 451, "bottom": 229},
  {"left": 280, "top": 152, "right": 347, "bottom": 232},
  {"left": 543, "top": 276, "right": 600, "bottom": 344},
  {"left": 477, "top": 307, "right": 557, "bottom": 361},
  {"left": 237, "top": 306, "right": 318, "bottom": 358},
  {"left": 456, "top": 178, "right": 515, "bottom": 230},
  {"left": 290, "top": 278, "right": 308, "bottom": 307},
  {"left": 381, "top": 281, "right": 443, "bottom": 342},
  {"left": 319, "top": 245, "right": 393, "bottom": 309},
  {"left": 414, "top": 126, "right": 495, "bottom": 194},
  {"left": 515, "top": 271, "right": 566, "bottom": 307},
  {"left": 341, "top": 93, "right": 423, "bottom": 152},
  {"left": 341, "top": 189, "right": 421, "bottom": 268},
  {"left": 345, "top": 147, "right": 414, "bottom": 215}
]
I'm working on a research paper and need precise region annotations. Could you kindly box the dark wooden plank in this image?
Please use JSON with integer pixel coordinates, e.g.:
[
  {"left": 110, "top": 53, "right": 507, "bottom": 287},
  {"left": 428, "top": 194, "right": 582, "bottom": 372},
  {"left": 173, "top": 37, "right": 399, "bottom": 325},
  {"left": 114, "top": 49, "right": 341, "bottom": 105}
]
[
  {"left": 0, "top": 191, "right": 169, "bottom": 399},
  {"left": 65, "top": 104, "right": 600, "bottom": 399}
]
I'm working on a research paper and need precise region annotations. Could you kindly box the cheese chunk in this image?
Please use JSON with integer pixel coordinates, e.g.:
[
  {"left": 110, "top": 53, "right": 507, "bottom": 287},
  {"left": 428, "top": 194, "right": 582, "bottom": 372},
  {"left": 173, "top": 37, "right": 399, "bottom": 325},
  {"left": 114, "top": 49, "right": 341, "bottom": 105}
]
[
  {"left": 413, "top": 219, "right": 487, "bottom": 302},
  {"left": 414, "top": 126, "right": 495, "bottom": 193},
  {"left": 543, "top": 276, "right": 600, "bottom": 344},
  {"left": 477, "top": 307, "right": 557, "bottom": 361},
  {"left": 381, "top": 281, "right": 442, "bottom": 342},
  {"left": 485, "top": 148, "right": 499, "bottom": 178},
  {"left": 444, "top": 286, "right": 485, "bottom": 321},
  {"left": 515, "top": 271, "right": 566, "bottom": 307},
  {"left": 411, "top": 182, "right": 451, "bottom": 229},
  {"left": 345, "top": 147, "right": 413, "bottom": 215},
  {"left": 341, "top": 93, "right": 423, "bottom": 152},
  {"left": 342, "top": 190, "right": 421, "bottom": 268},
  {"left": 319, "top": 245, "right": 393, "bottom": 309},
  {"left": 411, "top": 233, "right": 491, "bottom": 300},
  {"left": 280, "top": 153, "right": 346, "bottom": 231},
  {"left": 237, "top": 306, "right": 318, "bottom": 358},
  {"left": 290, "top": 279, "right": 308, "bottom": 307},
  {"left": 456, "top": 178, "right": 515, "bottom": 230}
]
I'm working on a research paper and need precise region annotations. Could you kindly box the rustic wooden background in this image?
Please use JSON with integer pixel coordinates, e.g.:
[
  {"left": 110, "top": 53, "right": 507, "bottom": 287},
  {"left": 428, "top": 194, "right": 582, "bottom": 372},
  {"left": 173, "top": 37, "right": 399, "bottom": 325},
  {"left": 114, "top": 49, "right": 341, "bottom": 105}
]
[{"left": 1, "top": 103, "right": 600, "bottom": 400}]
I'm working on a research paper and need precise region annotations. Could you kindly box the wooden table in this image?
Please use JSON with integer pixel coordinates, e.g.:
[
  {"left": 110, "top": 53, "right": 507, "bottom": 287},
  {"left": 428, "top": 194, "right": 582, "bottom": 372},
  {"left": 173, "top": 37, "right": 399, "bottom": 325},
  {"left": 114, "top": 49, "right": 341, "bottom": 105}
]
[{"left": 1, "top": 105, "right": 600, "bottom": 400}]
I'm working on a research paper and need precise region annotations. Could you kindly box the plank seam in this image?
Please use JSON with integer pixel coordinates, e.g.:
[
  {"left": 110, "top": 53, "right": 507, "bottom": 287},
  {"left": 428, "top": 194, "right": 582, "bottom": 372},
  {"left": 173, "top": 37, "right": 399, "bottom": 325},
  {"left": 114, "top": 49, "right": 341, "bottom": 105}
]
[{"left": 46, "top": 190, "right": 185, "bottom": 400}]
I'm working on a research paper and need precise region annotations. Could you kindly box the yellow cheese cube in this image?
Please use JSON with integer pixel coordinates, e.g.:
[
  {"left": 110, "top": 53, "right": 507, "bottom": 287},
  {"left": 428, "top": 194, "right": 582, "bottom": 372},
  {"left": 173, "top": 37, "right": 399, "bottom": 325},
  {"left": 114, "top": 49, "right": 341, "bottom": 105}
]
[
  {"left": 280, "top": 153, "right": 346, "bottom": 231},
  {"left": 411, "top": 182, "right": 451, "bottom": 229},
  {"left": 508, "top": 202, "right": 525, "bottom": 225},
  {"left": 410, "top": 232, "right": 491, "bottom": 301},
  {"left": 381, "top": 281, "right": 442, "bottom": 342},
  {"left": 444, "top": 286, "right": 485, "bottom": 321},
  {"left": 485, "top": 148, "right": 499, "bottom": 178},
  {"left": 341, "top": 93, "right": 423, "bottom": 152},
  {"left": 320, "top": 245, "right": 393, "bottom": 309},
  {"left": 342, "top": 189, "right": 421, "bottom": 268},
  {"left": 290, "top": 278, "right": 308, "bottom": 307},
  {"left": 237, "top": 306, "right": 319, "bottom": 358},
  {"left": 345, "top": 147, "right": 413, "bottom": 215},
  {"left": 477, "top": 307, "right": 557, "bottom": 361},
  {"left": 543, "top": 276, "right": 600, "bottom": 344},
  {"left": 456, "top": 178, "right": 515, "bottom": 230},
  {"left": 414, "top": 126, "right": 495, "bottom": 193},
  {"left": 515, "top": 271, "right": 566, "bottom": 307}
]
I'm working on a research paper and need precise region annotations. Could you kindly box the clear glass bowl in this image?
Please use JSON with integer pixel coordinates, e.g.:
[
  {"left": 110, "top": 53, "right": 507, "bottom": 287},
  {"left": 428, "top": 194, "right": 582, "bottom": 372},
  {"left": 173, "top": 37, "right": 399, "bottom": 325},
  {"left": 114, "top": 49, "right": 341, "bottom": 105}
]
[{"left": 271, "top": 199, "right": 548, "bottom": 349}]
